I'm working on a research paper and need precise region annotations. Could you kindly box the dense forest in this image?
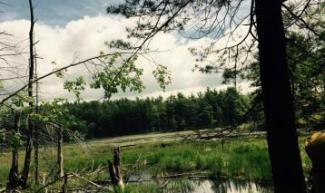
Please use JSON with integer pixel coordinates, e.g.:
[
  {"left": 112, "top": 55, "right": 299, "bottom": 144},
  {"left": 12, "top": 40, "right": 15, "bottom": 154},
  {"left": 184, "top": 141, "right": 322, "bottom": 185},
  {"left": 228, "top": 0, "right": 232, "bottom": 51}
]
[
  {"left": 68, "top": 88, "right": 251, "bottom": 138},
  {"left": 0, "top": 88, "right": 251, "bottom": 142}
]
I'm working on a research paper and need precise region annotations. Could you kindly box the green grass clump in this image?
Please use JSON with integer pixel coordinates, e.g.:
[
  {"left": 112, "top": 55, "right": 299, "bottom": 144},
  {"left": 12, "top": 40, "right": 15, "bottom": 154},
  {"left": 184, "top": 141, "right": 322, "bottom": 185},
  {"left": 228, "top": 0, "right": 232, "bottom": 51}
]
[
  {"left": 123, "top": 183, "right": 160, "bottom": 193},
  {"left": 0, "top": 166, "right": 9, "bottom": 187},
  {"left": 123, "top": 140, "right": 272, "bottom": 181},
  {"left": 225, "top": 144, "right": 271, "bottom": 181},
  {"left": 122, "top": 180, "right": 194, "bottom": 193}
]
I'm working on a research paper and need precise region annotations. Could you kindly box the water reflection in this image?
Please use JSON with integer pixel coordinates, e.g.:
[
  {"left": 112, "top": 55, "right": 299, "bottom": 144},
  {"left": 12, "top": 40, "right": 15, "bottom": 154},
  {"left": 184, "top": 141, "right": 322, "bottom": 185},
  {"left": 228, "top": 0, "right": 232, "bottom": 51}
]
[
  {"left": 192, "top": 180, "right": 272, "bottom": 193},
  {"left": 71, "top": 173, "right": 273, "bottom": 193},
  {"left": 161, "top": 179, "right": 272, "bottom": 193}
]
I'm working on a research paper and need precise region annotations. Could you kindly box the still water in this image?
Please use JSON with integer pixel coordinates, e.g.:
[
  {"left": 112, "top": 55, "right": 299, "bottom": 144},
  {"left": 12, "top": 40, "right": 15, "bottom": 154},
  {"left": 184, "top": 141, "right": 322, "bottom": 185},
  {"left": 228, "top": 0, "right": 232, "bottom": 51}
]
[
  {"left": 155, "top": 178, "right": 272, "bottom": 193},
  {"left": 72, "top": 177, "right": 273, "bottom": 193},
  {"left": 190, "top": 179, "right": 272, "bottom": 193}
]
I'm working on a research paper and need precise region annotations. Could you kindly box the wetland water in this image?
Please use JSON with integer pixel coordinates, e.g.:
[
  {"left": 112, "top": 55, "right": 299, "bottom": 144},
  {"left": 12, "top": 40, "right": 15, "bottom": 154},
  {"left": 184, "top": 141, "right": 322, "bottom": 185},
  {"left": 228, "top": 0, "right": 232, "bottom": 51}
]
[
  {"left": 71, "top": 178, "right": 273, "bottom": 193},
  {"left": 126, "top": 172, "right": 273, "bottom": 193},
  {"left": 190, "top": 179, "right": 272, "bottom": 193}
]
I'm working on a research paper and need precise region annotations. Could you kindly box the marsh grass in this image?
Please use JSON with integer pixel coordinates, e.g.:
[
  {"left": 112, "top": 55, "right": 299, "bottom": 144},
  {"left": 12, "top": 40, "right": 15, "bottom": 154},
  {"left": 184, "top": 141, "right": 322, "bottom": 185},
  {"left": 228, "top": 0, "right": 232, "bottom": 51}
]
[
  {"left": 122, "top": 179, "right": 194, "bottom": 193},
  {"left": 0, "top": 135, "right": 311, "bottom": 190},
  {"left": 122, "top": 183, "right": 160, "bottom": 193},
  {"left": 125, "top": 139, "right": 272, "bottom": 181}
]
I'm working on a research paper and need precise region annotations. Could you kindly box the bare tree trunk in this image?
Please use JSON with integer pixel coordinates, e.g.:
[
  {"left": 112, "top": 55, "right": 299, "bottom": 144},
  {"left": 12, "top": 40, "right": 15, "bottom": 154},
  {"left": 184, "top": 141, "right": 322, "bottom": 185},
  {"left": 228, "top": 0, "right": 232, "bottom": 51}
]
[
  {"left": 34, "top": 49, "right": 40, "bottom": 185},
  {"left": 7, "top": 114, "right": 21, "bottom": 190},
  {"left": 21, "top": 131, "right": 33, "bottom": 188},
  {"left": 21, "top": 0, "right": 35, "bottom": 188},
  {"left": 34, "top": 123, "right": 39, "bottom": 184},
  {"left": 57, "top": 126, "right": 64, "bottom": 178},
  {"left": 108, "top": 146, "right": 124, "bottom": 190},
  {"left": 255, "top": 0, "right": 306, "bottom": 192}
]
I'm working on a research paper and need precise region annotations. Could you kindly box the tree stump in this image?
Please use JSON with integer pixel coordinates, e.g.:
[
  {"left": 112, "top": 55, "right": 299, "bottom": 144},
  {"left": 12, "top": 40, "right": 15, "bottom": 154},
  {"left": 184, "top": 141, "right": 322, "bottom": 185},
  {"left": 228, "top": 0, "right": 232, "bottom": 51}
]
[
  {"left": 108, "top": 146, "right": 124, "bottom": 190},
  {"left": 305, "top": 132, "right": 325, "bottom": 193}
]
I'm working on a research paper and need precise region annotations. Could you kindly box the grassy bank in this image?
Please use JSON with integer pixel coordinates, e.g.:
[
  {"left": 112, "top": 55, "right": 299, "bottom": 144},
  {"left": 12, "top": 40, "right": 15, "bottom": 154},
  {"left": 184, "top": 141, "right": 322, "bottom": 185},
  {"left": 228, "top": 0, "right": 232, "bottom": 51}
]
[{"left": 0, "top": 133, "right": 312, "bottom": 191}]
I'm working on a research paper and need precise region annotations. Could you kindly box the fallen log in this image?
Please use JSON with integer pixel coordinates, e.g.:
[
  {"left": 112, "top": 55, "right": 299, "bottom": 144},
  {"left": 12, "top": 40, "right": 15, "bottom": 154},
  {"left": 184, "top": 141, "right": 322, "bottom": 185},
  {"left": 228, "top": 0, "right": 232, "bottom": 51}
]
[
  {"left": 155, "top": 172, "right": 209, "bottom": 179},
  {"left": 70, "top": 172, "right": 102, "bottom": 188}
]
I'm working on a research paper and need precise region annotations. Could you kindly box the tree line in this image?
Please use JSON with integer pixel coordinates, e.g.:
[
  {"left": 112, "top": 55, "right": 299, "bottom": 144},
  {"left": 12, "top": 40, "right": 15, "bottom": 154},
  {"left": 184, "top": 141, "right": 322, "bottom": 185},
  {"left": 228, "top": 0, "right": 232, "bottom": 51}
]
[{"left": 67, "top": 87, "right": 250, "bottom": 139}]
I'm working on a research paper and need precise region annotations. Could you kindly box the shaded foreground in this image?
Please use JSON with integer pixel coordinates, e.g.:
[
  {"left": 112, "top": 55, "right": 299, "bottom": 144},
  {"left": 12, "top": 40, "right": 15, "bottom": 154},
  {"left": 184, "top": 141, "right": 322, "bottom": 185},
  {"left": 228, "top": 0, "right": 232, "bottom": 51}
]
[{"left": 0, "top": 132, "right": 311, "bottom": 192}]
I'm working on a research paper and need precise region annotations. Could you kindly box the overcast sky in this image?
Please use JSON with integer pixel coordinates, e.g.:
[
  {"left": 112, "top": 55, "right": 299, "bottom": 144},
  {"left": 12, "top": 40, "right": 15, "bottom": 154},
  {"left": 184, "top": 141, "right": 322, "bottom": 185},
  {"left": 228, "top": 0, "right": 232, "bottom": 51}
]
[{"left": 0, "top": 0, "right": 252, "bottom": 102}]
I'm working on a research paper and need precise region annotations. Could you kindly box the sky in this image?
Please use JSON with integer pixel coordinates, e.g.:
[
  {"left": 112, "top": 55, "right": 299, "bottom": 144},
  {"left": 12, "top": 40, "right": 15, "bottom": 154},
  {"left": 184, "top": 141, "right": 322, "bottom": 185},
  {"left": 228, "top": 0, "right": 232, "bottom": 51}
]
[{"left": 0, "top": 0, "right": 252, "bottom": 102}]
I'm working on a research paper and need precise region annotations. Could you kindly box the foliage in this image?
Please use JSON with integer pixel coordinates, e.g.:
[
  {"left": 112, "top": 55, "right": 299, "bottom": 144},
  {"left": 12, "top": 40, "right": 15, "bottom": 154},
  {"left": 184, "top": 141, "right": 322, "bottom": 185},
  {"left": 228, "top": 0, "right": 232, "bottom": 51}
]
[
  {"left": 90, "top": 53, "right": 145, "bottom": 99},
  {"left": 237, "top": 31, "right": 325, "bottom": 129},
  {"left": 64, "top": 76, "right": 86, "bottom": 102},
  {"left": 0, "top": 95, "right": 30, "bottom": 148},
  {"left": 31, "top": 98, "right": 87, "bottom": 140},
  {"left": 153, "top": 64, "right": 171, "bottom": 90},
  {"left": 8, "top": 132, "right": 22, "bottom": 150}
]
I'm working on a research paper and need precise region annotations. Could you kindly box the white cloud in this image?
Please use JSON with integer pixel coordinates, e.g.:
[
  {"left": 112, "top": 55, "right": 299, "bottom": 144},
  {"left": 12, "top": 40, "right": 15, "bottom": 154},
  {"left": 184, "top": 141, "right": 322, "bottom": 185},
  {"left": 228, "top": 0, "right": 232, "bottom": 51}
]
[{"left": 0, "top": 15, "right": 252, "bottom": 102}]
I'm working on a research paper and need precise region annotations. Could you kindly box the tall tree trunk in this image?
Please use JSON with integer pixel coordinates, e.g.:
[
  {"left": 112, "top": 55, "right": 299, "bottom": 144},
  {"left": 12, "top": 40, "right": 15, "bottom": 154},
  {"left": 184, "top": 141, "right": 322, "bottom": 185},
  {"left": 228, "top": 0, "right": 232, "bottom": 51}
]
[
  {"left": 21, "top": 0, "right": 35, "bottom": 187},
  {"left": 254, "top": 0, "right": 306, "bottom": 192},
  {"left": 57, "top": 126, "right": 64, "bottom": 177}
]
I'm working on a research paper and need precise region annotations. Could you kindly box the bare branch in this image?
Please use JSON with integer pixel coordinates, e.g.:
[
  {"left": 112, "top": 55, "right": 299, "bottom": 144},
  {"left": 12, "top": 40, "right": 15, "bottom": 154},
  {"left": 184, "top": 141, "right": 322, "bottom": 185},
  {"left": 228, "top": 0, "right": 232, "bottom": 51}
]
[
  {"left": 0, "top": 51, "right": 138, "bottom": 105},
  {"left": 282, "top": 4, "right": 322, "bottom": 39}
]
